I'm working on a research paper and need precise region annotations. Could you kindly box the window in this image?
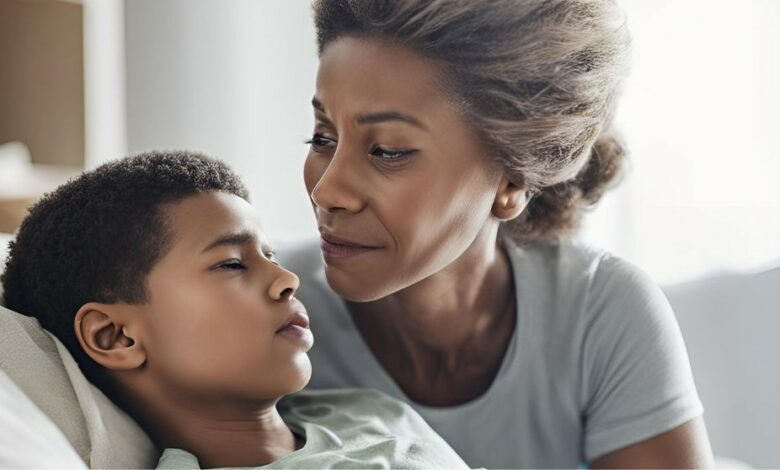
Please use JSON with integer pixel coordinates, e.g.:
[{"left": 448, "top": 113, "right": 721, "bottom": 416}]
[{"left": 581, "top": 0, "right": 780, "bottom": 284}]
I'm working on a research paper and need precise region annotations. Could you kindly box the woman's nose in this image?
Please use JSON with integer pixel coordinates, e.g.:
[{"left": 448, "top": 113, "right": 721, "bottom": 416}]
[
  {"left": 268, "top": 266, "right": 300, "bottom": 301},
  {"left": 309, "top": 152, "right": 364, "bottom": 214}
]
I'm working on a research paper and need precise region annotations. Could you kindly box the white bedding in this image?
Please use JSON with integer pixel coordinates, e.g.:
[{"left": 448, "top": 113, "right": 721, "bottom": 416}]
[
  {"left": 0, "top": 369, "right": 85, "bottom": 468},
  {"left": 1, "top": 233, "right": 156, "bottom": 468}
]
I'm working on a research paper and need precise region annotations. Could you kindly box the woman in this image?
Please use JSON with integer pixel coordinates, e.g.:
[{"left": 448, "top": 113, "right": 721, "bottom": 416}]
[{"left": 281, "top": 0, "right": 714, "bottom": 467}]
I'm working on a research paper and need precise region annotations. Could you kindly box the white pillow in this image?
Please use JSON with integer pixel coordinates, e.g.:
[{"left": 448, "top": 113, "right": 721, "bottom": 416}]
[
  {"left": 0, "top": 368, "right": 86, "bottom": 469},
  {"left": 665, "top": 265, "right": 780, "bottom": 468},
  {"left": 0, "top": 301, "right": 156, "bottom": 467}
]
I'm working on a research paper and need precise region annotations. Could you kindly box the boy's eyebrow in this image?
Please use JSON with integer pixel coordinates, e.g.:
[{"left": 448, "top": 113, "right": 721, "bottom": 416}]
[{"left": 201, "top": 230, "right": 270, "bottom": 253}]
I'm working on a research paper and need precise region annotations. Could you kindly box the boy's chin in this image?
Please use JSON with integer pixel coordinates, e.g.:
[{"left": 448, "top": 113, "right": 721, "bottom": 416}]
[
  {"left": 184, "top": 358, "right": 313, "bottom": 403},
  {"left": 261, "top": 355, "right": 313, "bottom": 398},
  {"left": 287, "top": 356, "right": 313, "bottom": 393}
]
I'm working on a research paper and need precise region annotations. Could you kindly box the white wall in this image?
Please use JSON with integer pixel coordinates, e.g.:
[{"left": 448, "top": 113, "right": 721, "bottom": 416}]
[
  {"left": 582, "top": 0, "right": 780, "bottom": 283},
  {"left": 83, "top": 0, "right": 127, "bottom": 169},
  {"left": 124, "top": 0, "right": 318, "bottom": 245}
]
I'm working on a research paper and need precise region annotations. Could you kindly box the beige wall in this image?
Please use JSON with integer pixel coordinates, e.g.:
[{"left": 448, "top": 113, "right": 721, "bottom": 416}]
[{"left": 0, "top": 0, "right": 84, "bottom": 167}]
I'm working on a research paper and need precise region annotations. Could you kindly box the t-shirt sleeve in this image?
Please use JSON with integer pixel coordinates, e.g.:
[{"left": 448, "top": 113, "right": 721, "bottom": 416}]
[
  {"left": 156, "top": 449, "right": 200, "bottom": 469},
  {"left": 581, "top": 255, "right": 704, "bottom": 462}
]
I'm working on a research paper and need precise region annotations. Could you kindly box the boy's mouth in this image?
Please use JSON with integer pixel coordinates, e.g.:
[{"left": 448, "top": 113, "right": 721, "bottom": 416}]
[
  {"left": 275, "top": 304, "right": 314, "bottom": 350},
  {"left": 275, "top": 306, "right": 310, "bottom": 333}
]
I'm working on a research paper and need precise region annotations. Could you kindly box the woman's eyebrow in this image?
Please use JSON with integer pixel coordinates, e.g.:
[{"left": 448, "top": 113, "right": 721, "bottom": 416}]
[
  {"left": 312, "top": 96, "right": 326, "bottom": 112},
  {"left": 311, "top": 96, "right": 427, "bottom": 131},
  {"left": 356, "top": 111, "right": 427, "bottom": 131},
  {"left": 311, "top": 97, "right": 336, "bottom": 127}
]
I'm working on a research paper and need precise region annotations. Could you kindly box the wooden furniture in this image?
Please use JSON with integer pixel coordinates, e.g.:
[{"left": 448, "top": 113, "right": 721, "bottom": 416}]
[
  {"left": 0, "top": 160, "right": 81, "bottom": 233},
  {"left": 0, "top": 0, "right": 86, "bottom": 233},
  {"left": 0, "top": 0, "right": 85, "bottom": 167}
]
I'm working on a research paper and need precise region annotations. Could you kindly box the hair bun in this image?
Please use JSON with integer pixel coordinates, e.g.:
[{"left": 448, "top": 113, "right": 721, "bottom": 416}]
[{"left": 508, "top": 131, "right": 626, "bottom": 243}]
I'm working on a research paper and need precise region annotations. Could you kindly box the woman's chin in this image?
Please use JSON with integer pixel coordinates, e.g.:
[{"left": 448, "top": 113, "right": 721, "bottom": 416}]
[{"left": 325, "top": 269, "right": 396, "bottom": 303}]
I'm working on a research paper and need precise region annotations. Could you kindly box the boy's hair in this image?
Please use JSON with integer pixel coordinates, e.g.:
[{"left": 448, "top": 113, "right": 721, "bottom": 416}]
[{"left": 1, "top": 150, "right": 249, "bottom": 387}]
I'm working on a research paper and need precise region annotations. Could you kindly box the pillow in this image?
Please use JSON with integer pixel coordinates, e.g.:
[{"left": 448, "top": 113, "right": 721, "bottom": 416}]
[
  {"left": 0, "top": 304, "right": 156, "bottom": 468},
  {"left": 0, "top": 305, "right": 90, "bottom": 460},
  {"left": 664, "top": 265, "right": 780, "bottom": 468},
  {"left": 0, "top": 368, "right": 86, "bottom": 468}
]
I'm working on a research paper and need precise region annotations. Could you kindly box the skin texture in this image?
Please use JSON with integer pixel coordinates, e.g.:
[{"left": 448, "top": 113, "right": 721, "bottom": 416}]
[
  {"left": 305, "top": 36, "right": 713, "bottom": 467},
  {"left": 73, "top": 191, "right": 312, "bottom": 468}
]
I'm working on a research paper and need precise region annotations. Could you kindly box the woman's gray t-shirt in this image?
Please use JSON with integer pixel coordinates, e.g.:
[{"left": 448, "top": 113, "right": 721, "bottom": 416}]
[{"left": 278, "top": 239, "right": 703, "bottom": 468}]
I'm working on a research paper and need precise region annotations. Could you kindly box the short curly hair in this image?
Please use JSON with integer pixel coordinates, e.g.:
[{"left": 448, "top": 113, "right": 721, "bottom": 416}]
[{"left": 1, "top": 150, "right": 249, "bottom": 386}]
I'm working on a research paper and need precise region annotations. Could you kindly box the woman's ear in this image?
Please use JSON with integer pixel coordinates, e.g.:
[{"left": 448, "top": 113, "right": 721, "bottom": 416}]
[
  {"left": 74, "top": 302, "right": 146, "bottom": 370},
  {"left": 492, "top": 176, "right": 531, "bottom": 221}
]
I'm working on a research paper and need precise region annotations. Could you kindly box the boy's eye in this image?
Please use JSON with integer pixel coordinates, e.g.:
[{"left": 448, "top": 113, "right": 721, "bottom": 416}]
[{"left": 215, "top": 259, "right": 247, "bottom": 271}]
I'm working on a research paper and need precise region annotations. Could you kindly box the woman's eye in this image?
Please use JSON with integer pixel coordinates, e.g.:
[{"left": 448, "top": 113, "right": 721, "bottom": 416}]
[
  {"left": 216, "top": 260, "right": 247, "bottom": 271},
  {"left": 305, "top": 133, "right": 336, "bottom": 151},
  {"left": 369, "top": 146, "right": 416, "bottom": 161}
]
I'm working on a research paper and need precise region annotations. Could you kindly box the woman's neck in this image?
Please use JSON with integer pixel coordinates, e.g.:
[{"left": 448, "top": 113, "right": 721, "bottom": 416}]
[{"left": 348, "top": 230, "right": 516, "bottom": 404}]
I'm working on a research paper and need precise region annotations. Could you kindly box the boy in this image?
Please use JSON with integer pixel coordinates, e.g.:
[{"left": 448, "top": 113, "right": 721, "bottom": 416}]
[{"left": 1, "top": 151, "right": 468, "bottom": 469}]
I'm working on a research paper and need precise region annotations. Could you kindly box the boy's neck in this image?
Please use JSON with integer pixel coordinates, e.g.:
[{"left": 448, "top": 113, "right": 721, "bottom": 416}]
[{"left": 127, "top": 384, "right": 300, "bottom": 468}]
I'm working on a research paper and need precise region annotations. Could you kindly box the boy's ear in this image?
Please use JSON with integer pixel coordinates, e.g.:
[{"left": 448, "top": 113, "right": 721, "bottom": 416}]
[
  {"left": 492, "top": 176, "right": 532, "bottom": 221},
  {"left": 74, "top": 302, "right": 146, "bottom": 370}
]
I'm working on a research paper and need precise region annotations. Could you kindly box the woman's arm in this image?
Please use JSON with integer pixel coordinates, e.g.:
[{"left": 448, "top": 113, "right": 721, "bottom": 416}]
[
  {"left": 581, "top": 255, "right": 713, "bottom": 465},
  {"left": 591, "top": 417, "right": 713, "bottom": 469}
]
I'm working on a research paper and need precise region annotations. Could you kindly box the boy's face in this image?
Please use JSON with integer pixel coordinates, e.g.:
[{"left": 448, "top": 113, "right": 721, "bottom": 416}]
[{"left": 130, "top": 191, "right": 313, "bottom": 404}]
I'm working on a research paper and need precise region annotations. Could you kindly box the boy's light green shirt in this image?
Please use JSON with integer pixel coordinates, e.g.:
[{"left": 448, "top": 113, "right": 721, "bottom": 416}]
[{"left": 156, "top": 389, "right": 470, "bottom": 469}]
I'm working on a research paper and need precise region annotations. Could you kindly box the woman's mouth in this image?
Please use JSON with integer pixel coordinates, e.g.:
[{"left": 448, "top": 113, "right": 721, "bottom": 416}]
[{"left": 319, "top": 232, "right": 380, "bottom": 260}]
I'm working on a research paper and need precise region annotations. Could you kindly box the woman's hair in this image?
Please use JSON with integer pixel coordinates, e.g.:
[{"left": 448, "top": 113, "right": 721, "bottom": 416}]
[{"left": 313, "top": 0, "right": 631, "bottom": 242}]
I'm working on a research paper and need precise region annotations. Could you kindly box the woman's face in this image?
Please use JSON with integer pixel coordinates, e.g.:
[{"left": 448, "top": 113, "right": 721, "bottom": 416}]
[{"left": 304, "top": 37, "right": 505, "bottom": 302}]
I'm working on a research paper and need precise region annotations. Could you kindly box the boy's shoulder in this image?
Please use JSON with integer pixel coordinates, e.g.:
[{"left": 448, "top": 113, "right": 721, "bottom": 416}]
[
  {"left": 278, "top": 388, "right": 418, "bottom": 429},
  {"left": 277, "top": 388, "right": 469, "bottom": 469}
]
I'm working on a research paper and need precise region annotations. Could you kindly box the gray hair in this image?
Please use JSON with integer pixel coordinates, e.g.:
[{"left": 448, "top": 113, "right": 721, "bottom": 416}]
[{"left": 313, "top": 0, "right": 631, "bottom": 242}]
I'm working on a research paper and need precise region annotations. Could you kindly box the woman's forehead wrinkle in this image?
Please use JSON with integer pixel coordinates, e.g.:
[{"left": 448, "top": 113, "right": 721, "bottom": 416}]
[{"left": 318, "top": 39, "right": 445, "bottom": 112}]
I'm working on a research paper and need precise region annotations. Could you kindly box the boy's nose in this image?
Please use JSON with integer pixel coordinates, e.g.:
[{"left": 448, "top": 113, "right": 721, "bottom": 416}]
[{"left": 268, "top": 267, "right": 300, "bottom": 301}]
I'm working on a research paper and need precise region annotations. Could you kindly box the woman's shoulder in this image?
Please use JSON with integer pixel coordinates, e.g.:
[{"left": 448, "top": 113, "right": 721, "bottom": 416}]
[
  {"left": 508, "top": 239, "right": 671, "bottom": 329},
  {"left": 510, "top": 238, "right": 658, "bottom": 295},
  {"left": 508, "top": 237, "right": 608, "bottom": 271},
  {"left": 553, "top": 241, "right": 678, "bottom": 354}
]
